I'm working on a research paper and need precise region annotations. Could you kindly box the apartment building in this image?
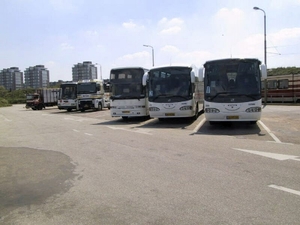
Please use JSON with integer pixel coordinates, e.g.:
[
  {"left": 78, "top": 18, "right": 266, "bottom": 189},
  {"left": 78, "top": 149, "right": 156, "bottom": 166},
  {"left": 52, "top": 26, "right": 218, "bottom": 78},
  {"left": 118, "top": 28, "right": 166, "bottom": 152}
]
[
  {"left": 0, "top": 67, "right": 23, "bottom": 91},
  {"left": 24, "top": 65, "right": 49, "bottom": 89},
  {"left": 72, "top": 61, "right": 97, "bottom": 81}
]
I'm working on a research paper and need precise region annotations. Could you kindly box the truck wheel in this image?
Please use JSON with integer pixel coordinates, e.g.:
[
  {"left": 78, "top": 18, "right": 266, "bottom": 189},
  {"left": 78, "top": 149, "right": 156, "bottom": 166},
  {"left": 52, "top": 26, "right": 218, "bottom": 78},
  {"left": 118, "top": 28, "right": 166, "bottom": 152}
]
[{"left": 97, "top": 103, "right": 103, "bottom": 111}]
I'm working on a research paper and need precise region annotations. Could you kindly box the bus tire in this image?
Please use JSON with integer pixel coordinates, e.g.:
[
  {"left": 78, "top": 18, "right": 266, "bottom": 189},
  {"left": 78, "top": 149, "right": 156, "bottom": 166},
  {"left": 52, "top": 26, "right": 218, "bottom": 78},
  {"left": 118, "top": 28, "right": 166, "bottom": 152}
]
[{"left": 97, "top": 103, "right": 103, "bottom": 111}]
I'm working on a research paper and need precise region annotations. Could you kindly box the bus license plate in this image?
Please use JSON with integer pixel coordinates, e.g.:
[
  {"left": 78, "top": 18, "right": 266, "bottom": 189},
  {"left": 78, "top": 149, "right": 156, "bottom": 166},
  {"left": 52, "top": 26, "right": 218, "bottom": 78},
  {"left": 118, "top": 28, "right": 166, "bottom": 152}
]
[
  {"left": 122, "top": 111, "right": 130, "bottom": 113},
  {"left": 227, "top": 116, "right": 239, "bottom": 119},
  {"left": 165, "top": 113, "right": 175, "bottom": 116}
]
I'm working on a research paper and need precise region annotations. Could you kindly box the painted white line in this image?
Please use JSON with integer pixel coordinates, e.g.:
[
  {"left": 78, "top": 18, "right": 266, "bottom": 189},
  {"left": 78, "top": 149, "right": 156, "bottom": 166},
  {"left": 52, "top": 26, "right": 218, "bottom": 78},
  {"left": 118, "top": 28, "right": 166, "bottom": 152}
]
[
  {"left": 73, "top": 129, "right": 80, "bottom": 132},
  {"left": 106, "top": 126, "right": 152, "bottom": 135},
  {"left": 193, "top": 118, "right": 206, "bottom": 133},
  {"left": 139, "top": 118, "right": 155, "bottom": 126},
  {"left": 233, "top": 148, "right": 300, "bottom": 161},
  {"left": 85, "top": 133, "right": 93, "bottom": 136},
  {"left": 65, "top": 117, "right": 87, "bottom": 122},
  {"left": 258, "top": 120, "right": 282, "bottom": 143},
  {"left": 0, "top": 114, "right": 12, "bottom": 122},
  {"left": 269, "top": 185, "right": 300, "bottom": 196}
]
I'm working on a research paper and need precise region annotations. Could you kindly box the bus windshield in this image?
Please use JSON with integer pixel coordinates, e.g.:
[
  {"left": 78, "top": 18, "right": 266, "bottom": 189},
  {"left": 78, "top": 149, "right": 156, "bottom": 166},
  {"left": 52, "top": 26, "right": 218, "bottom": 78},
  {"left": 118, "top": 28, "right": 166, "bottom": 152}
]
[
  {"left": 148, "top": 67, "right": 192, "bottom": 103},
  {"left": 204, "top": 59, "right": 261, "bottom": 103},
  {"left": 110, "top": 68, "right": 145, "bottom": 99},
  {"left": 61, "top": 84, "right": 77, "bottom": 99}
]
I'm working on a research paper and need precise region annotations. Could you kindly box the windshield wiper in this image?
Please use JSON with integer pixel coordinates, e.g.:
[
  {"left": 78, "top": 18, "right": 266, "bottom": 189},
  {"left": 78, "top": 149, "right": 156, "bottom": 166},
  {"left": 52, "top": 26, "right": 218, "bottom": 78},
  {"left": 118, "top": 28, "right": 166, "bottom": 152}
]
[
  {"left": 209, "top": 92, "right": 232, "bottom": 101},
  {"left": 236, "top": 94, "right": 258, "bottom": 100},
  {"left": 209, "top": 92, "right": 259, "bottom": 101},
  {"left": 152, "top": 94, "right": 167, "bottom": 101},
  {"left": 166, "top": 95, "right": 188, "bottom": 100}
]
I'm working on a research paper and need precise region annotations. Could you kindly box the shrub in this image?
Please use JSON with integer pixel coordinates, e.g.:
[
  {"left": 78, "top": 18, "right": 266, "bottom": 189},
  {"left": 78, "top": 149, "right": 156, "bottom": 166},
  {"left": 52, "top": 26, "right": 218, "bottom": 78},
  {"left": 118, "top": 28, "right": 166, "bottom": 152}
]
[{"left": 0, "top": 98, "right": 12, "bottom": 107}]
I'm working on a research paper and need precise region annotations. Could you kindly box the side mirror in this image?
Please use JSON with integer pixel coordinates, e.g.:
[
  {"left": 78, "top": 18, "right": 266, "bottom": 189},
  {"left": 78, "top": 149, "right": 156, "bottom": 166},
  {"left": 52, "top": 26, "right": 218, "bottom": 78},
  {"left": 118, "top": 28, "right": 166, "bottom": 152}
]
[
  {"left": 142, "top": 72, "right": 148, "bottom": 86},
  {"left": 190, "top": 71, "right": 195, "bottom": 83},
  {"left": 198, "top": 68, "right": 204, "bottom": 82},
  {"left": 261, "top": 64, "right": 267, "bottom": 79}
]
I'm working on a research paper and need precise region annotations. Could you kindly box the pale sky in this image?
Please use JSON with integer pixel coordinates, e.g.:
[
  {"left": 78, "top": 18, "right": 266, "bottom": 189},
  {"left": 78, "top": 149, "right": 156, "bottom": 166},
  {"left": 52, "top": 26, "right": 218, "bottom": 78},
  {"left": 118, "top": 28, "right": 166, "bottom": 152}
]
[{"left": 1, "top": 0, "right": 300, "bottom": 81}]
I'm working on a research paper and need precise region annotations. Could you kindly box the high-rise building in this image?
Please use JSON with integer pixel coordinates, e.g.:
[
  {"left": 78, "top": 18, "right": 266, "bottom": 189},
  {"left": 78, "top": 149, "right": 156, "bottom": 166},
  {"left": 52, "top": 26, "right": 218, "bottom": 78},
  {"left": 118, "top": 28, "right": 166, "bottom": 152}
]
[
  {"left": 72, "top": 61, "right": 97, "bottom": 81},
  {"left": 24, "top": 65, "right": 49, "bottom": 89},
  {"left": 0, "top": 67, "right": 23, "bottom": 91}
]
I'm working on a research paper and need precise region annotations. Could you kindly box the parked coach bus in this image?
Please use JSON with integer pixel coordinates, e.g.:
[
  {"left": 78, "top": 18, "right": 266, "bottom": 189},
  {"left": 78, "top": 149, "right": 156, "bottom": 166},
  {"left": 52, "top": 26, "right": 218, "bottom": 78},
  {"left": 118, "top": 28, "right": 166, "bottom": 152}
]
[
  {"left": 262, "top": 74, "right": 300, "bottom": 103},
  {"left": 109, "top": 67, "right": 149, "bottom": 119},
  {"left": 143, "top": 65, "right": 202, "bottom": 120},
  {"left": 199, "top": 58, "right": 267, "bottom": 124}
]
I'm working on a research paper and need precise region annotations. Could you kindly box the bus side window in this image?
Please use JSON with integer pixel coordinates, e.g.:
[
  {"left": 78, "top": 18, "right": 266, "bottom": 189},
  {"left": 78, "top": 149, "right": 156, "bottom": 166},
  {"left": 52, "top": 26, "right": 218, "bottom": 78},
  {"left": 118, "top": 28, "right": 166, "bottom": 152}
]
[
  {"left": 278, "top": 79, "right": 288, "bottom": 89},
  {"left": 267, "top": 80, "right": 277, "bottom": 89}
]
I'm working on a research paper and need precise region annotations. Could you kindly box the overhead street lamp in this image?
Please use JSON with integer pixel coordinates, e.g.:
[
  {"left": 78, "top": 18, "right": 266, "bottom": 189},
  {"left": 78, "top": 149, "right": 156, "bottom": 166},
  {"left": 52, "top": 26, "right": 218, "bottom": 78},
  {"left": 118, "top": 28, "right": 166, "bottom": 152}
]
[
  {"left": 143, "top": 44, "right": 154, "bottom": 67},
  {"left": 253, "top": 6, "right": 267, "bottom": 66},
  {"left": 95, "top": 63, "right": 102, "bottom": 80}
]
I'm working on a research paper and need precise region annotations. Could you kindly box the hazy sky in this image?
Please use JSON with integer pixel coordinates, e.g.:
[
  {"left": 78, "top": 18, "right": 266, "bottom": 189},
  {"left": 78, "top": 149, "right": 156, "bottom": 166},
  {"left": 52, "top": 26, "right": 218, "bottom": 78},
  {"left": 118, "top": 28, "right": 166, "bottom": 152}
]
[{"left": 1, "top": 0, "right": 300, "bottom": 81}]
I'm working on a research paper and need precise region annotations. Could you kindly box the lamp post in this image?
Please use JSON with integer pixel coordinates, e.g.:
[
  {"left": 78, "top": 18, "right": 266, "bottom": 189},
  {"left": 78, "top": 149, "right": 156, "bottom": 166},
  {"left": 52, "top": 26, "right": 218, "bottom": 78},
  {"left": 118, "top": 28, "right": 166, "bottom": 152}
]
[
  {"left": 95, "top": 63, "right": 102, "bottom": 80},
  {"left": 143, "top": 44, "right": 154, "bottom": 67},
  {"left": 253, "top": 6, "right": 267, "bottom": 66}
]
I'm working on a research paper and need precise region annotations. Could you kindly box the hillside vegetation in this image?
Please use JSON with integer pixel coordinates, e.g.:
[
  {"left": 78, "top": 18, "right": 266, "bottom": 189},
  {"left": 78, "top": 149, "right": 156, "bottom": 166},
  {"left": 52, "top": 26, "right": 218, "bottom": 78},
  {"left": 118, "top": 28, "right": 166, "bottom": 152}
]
[
  {"left": 267, "top": 67, "right": 300, "bottom": 76},
  {"left": 0, "top": 86, "right": 35, "bottom": 107}
]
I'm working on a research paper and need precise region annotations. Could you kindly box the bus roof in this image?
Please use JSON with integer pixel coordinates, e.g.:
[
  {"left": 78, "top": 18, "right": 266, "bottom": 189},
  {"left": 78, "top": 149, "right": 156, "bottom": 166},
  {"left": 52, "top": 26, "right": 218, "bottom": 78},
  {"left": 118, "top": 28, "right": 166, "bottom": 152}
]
[
  {"left": 203, "top": 58, "right": 262, "bottom": 65},
  {"left": 110, "top": 67, "right": 148, "bottom": 71},
  {"left": 149, "top": 64, "right": 197, "bottom": 70}
]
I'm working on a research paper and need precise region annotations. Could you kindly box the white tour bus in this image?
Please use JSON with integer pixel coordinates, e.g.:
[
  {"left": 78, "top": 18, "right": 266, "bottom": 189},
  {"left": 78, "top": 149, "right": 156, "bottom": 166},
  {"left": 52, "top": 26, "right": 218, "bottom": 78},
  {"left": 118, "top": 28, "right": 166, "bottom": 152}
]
[
  {"left": 143, "top": 65, "right": 202, "bottom": 120},
  {"left": 199, "top": 58, "right": 267, "bottom": 124},
  {"left": 109, "top": 67, "right": 149, "bottom": 119}
]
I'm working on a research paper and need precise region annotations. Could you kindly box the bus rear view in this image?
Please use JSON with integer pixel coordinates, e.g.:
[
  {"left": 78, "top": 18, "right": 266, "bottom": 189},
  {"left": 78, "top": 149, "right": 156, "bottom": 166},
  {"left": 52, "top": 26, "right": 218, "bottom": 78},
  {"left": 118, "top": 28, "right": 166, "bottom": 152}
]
[{"left": 199, "top": 58, "right": 267, "bottom": 124}]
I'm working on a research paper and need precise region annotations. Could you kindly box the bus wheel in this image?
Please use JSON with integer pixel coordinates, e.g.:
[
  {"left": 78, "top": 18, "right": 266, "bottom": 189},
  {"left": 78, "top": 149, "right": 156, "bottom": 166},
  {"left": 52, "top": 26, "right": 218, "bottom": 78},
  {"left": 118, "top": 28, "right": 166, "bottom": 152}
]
[
  {"left": 97, "top": 103, "right": 103, "bottom": 111},
  {"left": 80, "top": 109, "right": 85, "bottom": 112},
  {"left": 122, "top": 116, "right": 128, "bottom": 120},
  {"left": 250, "top": 121, "right": 257, "bottom": 125},
  {"left": 67, "top": 108, "right": 72, "bottom": 112}
]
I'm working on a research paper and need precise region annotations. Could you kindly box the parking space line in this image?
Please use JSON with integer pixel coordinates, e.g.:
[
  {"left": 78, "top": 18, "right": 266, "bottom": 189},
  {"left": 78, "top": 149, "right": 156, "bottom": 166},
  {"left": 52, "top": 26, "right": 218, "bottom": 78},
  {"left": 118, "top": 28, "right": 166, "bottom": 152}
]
[
  {"left": 106, "top": 126, "right": 152, "bottom": 135},
  {"left": 258, "top": 120, "right": 282, "bottom": 143},
  {"left": 269, "top": 185, "right": 300, "bottom": 197},
  {"left": 193, "top": 118, "right": 206, "bottom": 133},
  {"left": 0, "top": 114, "right": 12, "bottom": 122}
]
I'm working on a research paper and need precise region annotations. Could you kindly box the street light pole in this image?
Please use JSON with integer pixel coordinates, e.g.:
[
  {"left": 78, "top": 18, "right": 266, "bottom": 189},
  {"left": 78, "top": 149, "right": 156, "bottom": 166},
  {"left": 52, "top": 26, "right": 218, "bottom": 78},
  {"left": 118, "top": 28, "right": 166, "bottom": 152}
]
[
  {"left": 143, "top": 44, "right": 154, "bottom": 67},
  {"left": 95, "top": 63, "right": 102, "bottom": 80},
  {"left": 253, "top": 6, "right": 267, "bottom": 66}
]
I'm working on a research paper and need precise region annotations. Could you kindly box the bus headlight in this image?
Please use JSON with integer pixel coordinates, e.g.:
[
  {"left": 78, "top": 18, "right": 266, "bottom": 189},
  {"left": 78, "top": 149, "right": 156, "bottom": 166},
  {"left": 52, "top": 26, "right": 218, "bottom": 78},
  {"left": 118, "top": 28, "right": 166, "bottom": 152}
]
[
  {"left": 149, "top": 107, "right": 160, "bottom": 111},
  {"left": 205, "top": 108, "right": 220, "bottom": 113},
  {"left": 180, "top": 106, "right": 192, "bottom": 111},
  {"left": 246, "top": 107, "right": 261, "bottom": 113}
]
